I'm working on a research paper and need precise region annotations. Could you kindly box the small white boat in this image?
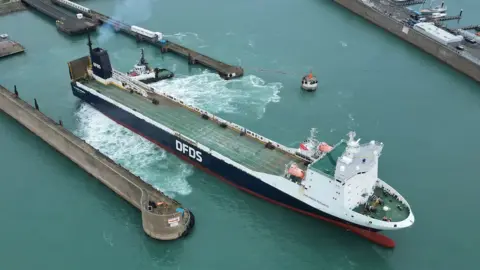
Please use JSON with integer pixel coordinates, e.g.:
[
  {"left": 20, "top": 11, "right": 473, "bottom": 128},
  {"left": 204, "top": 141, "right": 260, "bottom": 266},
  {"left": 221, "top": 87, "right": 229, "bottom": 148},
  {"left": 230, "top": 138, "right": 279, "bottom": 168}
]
[
  {"left": 301, "top": 72, "right": 318, "bottom": 92},
  {"left": 430, "top": 12, "right": 447, "bottom": 19},
  {"left": 420, "top": 1, "right": 447, "bottom": 15}
]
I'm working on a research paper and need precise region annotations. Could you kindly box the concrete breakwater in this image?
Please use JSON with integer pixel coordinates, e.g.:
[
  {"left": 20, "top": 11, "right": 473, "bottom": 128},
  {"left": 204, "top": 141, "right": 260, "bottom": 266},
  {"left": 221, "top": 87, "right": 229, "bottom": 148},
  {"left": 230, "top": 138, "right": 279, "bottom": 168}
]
[
  {"left": 334, "top": 0, "right": 480, "bottom": 83},
  {"left": 0, "top": 36, "right": 25, "bottom": 58},
  {"left": 0, "top": 85, "right": 195, "bottom": 240},
  {"left": 0, "top": 0, "right": 26, "bottom": 16}
]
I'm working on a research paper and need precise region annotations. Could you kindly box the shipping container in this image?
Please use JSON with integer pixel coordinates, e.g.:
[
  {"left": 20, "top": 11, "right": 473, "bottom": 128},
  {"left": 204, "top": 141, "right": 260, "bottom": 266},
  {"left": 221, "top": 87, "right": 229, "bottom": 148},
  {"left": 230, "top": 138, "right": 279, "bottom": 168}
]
[{"left": 131, "top": 26, "right": 156, "bottom": 39}]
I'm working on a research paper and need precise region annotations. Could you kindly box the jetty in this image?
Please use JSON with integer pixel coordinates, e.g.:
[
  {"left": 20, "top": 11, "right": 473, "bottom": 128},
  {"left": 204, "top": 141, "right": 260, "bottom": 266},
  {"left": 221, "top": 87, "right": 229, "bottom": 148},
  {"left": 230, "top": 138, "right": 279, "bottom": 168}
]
[
  {"left": 0, "top": 0, "right": 26, "bottom": 16},
  {"left": 333, "top": 0, "right": 480, "bottom": 83},
  {"left": 20, "top": 0, "right": 97, "bottom": 35},
  {"left": 0, "top": 34, "right": 25, "bottom": 58},
  {"left": 0, "top": 84, "right": 195, "bottom": 240},
  {"left": 50, "top": 0, "right": 244, "bottom": 80}
]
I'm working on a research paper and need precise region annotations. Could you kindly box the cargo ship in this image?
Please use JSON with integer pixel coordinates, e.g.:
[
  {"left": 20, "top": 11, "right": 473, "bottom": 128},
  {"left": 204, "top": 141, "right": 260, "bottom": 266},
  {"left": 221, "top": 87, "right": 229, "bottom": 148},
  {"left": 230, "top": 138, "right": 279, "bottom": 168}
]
[{"left": 67, "top": 35, "right": 415, "bottom": 247}]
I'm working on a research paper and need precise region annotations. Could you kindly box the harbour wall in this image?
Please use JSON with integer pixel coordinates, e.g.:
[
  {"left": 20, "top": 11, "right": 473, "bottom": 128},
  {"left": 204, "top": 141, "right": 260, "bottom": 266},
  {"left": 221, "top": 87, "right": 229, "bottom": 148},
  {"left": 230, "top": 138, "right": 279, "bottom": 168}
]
[
  {"left": 0, "top": 85, "right": 194, "bottom": 240},
  {"left": 0, "top": 0, "right": 26, "bottom": 16},
  {"left": 334, "top": 0, "right": 480, "bottom": 83}
]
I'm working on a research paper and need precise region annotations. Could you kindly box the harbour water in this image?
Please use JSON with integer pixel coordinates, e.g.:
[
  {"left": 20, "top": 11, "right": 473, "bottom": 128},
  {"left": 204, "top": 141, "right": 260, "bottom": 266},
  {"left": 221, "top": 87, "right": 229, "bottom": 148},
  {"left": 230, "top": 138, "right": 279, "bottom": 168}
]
[{"left": 0, "top": 0, "right": 479, "bottom": 269}]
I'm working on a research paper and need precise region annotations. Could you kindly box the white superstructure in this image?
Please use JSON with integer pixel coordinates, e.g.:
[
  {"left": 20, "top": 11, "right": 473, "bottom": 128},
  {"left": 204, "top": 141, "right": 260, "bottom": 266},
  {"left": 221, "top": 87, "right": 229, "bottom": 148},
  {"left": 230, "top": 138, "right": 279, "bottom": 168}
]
[{"left": 414, "top": 22, "right": 463, "bottom": 45}]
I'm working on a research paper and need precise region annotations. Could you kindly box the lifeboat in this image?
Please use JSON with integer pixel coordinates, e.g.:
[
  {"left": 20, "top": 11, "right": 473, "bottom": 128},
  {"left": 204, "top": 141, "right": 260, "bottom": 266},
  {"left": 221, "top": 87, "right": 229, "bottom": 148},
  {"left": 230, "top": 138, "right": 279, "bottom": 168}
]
[
  {"left": 318, "top": 142, "right": 333, "bottom": 153},
  {"left": 288, "top": 163, "right": 305, "bottom": 179},
  {"left": 299, "top": 142, "right": 309, "bottom": 151}
]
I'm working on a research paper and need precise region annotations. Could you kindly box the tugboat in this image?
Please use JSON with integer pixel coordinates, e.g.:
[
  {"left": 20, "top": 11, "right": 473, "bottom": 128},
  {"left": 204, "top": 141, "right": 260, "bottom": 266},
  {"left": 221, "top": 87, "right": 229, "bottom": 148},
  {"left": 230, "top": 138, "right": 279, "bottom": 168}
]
[
  {"left": 301, "top": 72, "right": 318, "bottom": 92},
  {"left": 127, "top": 48, "right": 174, "bottom": 84}
]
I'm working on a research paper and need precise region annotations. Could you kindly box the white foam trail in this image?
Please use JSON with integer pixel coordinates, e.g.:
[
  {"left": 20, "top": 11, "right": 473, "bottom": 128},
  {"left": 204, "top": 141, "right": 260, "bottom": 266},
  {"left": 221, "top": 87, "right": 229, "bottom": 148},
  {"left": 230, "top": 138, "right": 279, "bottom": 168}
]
[
  {"left": 73, "top": 103, "right": 193, "bottom": 197},
  {"left": 340, "top": 41, "right": 348, "bottom": 47},
  {"left": 162, "top": 32, "right": 208, "bottom": 49},
  {"left": 163, "top": 32, "right": 204, "bottom": 43},
  {"left": 151, "top": 70, "right": 282, "bottom": 119}
]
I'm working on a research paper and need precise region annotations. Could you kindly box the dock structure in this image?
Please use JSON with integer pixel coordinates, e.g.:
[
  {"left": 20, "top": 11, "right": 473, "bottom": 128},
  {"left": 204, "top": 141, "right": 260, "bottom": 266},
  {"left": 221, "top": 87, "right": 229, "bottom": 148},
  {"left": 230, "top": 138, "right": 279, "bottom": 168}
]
[
  {"left": 391, "top": 0, "right": 426, "bottom": 7},
  {"left": 458, "top": 25, "right": 480, "bottom": 31},
  {"left": 0, "top": 84, "right": 195, "bottom": 240},
  {"left": 436, "top": 15, "right": 462, "bottom": 22},
  {"left": 20, "top": 0, "right": 97, "bottom": 35},
  {"left": 333, "top": 0, "right": 480, "bottom": 84},
  {"left": 0, "top": 0, "right": 26, "bottom": 16},
  {"left": 0, "top": 35, "right": 25, "bottom": 58},
  {"left": 50, "top": 0, "right": 244, "bottom": 80}
]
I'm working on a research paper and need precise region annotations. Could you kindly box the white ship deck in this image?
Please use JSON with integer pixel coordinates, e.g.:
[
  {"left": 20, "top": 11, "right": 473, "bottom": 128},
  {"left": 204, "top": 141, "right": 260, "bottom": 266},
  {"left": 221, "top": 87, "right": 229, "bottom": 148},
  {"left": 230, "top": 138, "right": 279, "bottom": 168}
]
[{"left": 80, "top": 79, "right": 306, "bottom": 176}]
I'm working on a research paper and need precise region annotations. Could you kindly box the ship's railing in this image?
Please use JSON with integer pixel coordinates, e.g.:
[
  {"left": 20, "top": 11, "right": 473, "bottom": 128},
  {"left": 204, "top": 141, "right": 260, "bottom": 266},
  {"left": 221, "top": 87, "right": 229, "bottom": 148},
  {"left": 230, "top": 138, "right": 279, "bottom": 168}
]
[
  {"left": 113, "top": 69, "right": 302, "bottom": 159},
  {"left": 112, "top": 70, "right": 150, "bottom": 97},
  {"left": 175, "top": 132, "right": 198, "bottom": 147}
]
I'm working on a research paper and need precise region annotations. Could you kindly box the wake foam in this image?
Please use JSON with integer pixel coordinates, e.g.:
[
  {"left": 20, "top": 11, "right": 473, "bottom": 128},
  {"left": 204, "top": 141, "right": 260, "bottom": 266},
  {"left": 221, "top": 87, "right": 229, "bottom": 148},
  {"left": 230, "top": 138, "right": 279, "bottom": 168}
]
[
  {"left": 73, "top": 103, "right": 193, "bottom": 197},
  {"left": 151, "top": 70, "right": 282, "bottom": 119},
  {"left": 163, "top": 32, "right": 207, "bottom": 48}
]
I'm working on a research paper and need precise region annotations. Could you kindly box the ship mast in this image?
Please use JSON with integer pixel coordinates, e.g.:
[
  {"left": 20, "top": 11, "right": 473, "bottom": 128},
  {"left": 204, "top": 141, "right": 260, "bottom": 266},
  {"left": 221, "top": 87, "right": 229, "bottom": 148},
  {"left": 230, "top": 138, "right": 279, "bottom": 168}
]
[
  {"left": 87, "top": 32, "right": 93, "bottom": 54},
  {"left": 138, "top": 48, "right": 149, "bottom": 70}
]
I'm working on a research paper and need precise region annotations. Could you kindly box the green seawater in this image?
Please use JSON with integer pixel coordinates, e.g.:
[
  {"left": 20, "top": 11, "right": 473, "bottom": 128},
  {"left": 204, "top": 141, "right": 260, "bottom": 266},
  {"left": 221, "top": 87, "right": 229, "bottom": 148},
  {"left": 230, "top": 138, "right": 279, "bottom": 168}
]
[{"left": 1, "top": 0, "right": 479, "bottom": 269}]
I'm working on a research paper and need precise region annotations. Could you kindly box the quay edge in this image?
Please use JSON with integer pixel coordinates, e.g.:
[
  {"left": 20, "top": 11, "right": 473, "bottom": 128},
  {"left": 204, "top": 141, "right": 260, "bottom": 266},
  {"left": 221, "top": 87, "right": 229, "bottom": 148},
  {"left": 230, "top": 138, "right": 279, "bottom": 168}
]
[
  {"left": 333, "top": 0, "right": 480, "bottom": 83},
  {"left": 0, "top": 84, "right": 195, "bottom": 240}
]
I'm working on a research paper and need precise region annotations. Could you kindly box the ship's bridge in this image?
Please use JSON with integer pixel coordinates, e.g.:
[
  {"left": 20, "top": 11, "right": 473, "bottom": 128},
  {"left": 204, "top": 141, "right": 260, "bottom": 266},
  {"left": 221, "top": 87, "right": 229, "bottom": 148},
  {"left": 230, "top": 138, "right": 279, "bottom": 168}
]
[
  {"left": 333, "top": 132, "right": 383, "bottom": 183},
  {"left": 308, "top": 132, "right": 383, "bottom": 182}
]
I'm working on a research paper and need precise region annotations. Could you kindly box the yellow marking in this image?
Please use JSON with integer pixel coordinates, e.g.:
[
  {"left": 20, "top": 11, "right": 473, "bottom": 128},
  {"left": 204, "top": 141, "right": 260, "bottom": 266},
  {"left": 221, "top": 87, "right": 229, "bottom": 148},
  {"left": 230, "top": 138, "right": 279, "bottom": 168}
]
[
  {"left": 96, "top": 79, "right": 107, "bottom": 86},
  {"left": 111, "top": 82, "right": 125, "bottom": 90}
]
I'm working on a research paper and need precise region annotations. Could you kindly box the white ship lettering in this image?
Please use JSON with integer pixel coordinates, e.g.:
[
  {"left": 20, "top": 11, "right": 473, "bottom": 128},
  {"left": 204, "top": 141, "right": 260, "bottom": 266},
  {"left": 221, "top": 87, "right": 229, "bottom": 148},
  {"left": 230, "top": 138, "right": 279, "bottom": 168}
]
[
  {"left": 176, "top": 140, "right": 202, "bottom": 162},
  {"left": 304, "top": 194, "right": 329, "bottom": 208}
]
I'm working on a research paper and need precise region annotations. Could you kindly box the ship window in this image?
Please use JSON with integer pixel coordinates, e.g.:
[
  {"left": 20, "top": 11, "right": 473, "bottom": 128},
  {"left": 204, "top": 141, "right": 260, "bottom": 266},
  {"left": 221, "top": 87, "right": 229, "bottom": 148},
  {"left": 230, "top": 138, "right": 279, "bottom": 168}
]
[{"left": 335, "top": 179, "right": 341, "bottom": 183}]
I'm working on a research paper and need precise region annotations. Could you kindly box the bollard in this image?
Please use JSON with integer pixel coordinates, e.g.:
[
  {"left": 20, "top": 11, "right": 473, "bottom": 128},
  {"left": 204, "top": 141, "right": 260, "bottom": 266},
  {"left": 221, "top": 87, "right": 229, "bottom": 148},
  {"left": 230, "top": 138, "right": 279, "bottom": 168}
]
[
  {"left": 34, "top": 98, "right": 39, "bottom": 110},
  {"left": 188, "top": 54, "right": 195, "bottom": 65}
]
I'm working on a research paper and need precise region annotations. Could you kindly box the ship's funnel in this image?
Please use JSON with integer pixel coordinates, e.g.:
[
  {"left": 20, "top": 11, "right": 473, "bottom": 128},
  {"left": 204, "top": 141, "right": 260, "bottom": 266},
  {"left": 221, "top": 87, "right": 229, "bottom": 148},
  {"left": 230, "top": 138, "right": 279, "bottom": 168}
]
[{"left": 87, "top": 34, "right": 112, "bottom": 80}]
